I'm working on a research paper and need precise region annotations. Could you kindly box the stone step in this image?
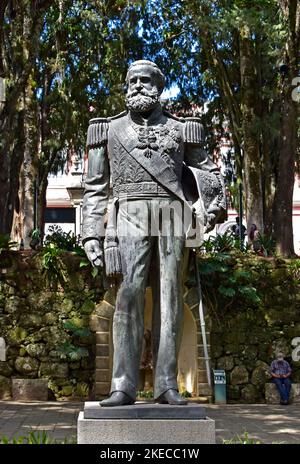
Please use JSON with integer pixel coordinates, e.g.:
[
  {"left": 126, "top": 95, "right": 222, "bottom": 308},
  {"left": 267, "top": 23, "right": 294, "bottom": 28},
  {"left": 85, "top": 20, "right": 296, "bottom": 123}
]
[
  {"left": 95, "top": 369, "right": 110, "bottom": 382},
  {"left": 96, "top": 356, "right": 110, "bottom": 370},
  {"left": 95, "top": 381, "right": 111, "bottom": 397},
  {"left": 96, "top": 332, "right": 110, "bottom": 344},
  {"left": 96, "top": 344, "right": 109, "bottom": 357}
]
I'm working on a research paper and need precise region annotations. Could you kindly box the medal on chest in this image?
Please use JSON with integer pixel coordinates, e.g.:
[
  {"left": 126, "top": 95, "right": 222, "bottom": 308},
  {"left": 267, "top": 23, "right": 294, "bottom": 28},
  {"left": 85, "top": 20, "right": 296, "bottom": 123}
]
[{"left": 131, "top": 122, "right": 181, "bottom": 159}]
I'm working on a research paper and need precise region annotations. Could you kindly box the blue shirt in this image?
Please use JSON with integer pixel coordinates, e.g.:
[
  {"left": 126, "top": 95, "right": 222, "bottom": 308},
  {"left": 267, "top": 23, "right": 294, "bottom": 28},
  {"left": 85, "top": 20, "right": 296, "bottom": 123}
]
[{"left": 271, "top": 360, "right": 291, "bottom": 377}]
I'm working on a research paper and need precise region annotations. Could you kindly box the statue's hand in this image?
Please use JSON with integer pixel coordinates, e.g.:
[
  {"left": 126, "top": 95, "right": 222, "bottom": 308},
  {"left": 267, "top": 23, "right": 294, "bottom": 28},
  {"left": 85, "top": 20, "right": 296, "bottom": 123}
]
[
  {"left": 84, "top": 239, "right": 103, "bottom": 267},
  {"left": 204, "top": 202, "right": 221, "bottom": 233},
  {"left": 204, "top": 212, "right": 217, "bottom": 233}
]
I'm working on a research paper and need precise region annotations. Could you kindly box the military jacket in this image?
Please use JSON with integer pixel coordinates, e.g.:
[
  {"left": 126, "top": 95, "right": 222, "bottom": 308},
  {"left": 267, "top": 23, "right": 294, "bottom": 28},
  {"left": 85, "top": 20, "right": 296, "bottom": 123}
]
[{"left": 82, "top": 107, "right": 226, "bottom": 243}]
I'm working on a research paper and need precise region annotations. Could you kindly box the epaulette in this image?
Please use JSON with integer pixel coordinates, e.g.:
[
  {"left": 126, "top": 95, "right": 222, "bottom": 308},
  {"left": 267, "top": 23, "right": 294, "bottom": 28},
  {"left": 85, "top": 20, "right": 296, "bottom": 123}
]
[
  {"left": 110, "top": 111, "right": 127, "bottom": 121},
  {"left": 86, "top": 117, "right": 109, "bottom": 148},
  {"left": 183, "top": 117, "right": 205, "bottom": 144},
  {"left": 163, "top": 110, "right": 185, "bottom": 122},
  {"left": 86, "top": 112, "right": 127, "bottom": 148}
]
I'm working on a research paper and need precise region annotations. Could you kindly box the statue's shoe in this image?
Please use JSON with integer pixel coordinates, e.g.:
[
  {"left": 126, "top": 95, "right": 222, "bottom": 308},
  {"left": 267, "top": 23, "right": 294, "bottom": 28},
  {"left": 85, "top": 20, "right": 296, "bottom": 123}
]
[
  {"left": 100, "top": 391, "right": 135, "bottom": 407},
  {"left": 156, "top": 389, "right": 188, "bottom": 405}
]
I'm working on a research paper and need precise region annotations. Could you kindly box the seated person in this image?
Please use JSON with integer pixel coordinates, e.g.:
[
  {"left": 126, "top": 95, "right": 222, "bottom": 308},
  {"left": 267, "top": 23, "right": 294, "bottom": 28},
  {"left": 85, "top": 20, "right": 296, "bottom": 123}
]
[
  {"left": 270, "top": 352, "right": 292, "bottom": 405},
  {"left": 231, "top": 216, "right": 246, "bottom": 241}
]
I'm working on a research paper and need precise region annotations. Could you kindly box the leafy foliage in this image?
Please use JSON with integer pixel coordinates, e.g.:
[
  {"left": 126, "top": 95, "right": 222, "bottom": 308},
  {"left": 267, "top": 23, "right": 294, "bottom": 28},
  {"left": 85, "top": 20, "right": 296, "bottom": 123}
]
[
  {"left": 223, "top": 431, "right": 262, "bottom": 444},
  {"left": 41, "top": 225, "right": 100, "bottom": 284},
  {"left": 289, "top": 259, "right": 300, "bottom": 281},
  {"left": 56, "top": 321, "right": 91, "bottom": 360},
  {"left": 256, "top": 233, "right": 276, "bottom": 257},
  {"left": 0, "top": 0, "right": 299, "bottom": 257},
  {"left": 56, "top": 341, "right": 89, "bottom": 361},
  {"left": 201, "top": 233, "right": 251, "bottom": 254},
  {"left": 180, "top": 390, "right": 192, "bottom": 398},
  {"left": 63, "top": 320, "right": 92, "bottom": 338},
  {"left": 0, "top": 234, "right": 17, "bottom": 254},
  {"left": 140, "top": 0, "right": 299, "bottom": 256},
  {"left": 0, "top": 430, "right": 76, "bottom": 444},
  {"left": 198, "top": 253, "right": 262, "bottom": 315},
  {"left": 40, "top": 245, "right": 68, "bottom": 288},
  {"left": 44, "top": 225, "right": 80, "bottom": 252}
]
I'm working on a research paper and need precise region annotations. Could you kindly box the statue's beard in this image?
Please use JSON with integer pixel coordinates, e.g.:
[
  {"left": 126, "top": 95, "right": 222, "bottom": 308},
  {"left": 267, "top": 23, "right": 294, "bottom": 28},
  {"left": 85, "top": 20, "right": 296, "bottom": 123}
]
[{"left": 126, "top": 88, "right": 160, "bottom": 113}]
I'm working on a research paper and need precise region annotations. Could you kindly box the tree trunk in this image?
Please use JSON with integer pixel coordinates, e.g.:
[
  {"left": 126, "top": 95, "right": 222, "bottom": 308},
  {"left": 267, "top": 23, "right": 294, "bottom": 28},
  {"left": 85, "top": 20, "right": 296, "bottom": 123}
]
[
  {"left": 273, "top": 94, "right": 297, "bottom": 256},
  {"left": 11, "top": 77, "right": 38, "bottom": 248},
  {"left": 0, "top": 109, "right": 25, "bottom": 236},
  {"left": 37, "top": 176, "right": 48, "bottom": 243},
  {"left": 0, "top": 2, "right": 48, "bottom": 237},
  {"left": 273, "top": 0, "right": 299, "bottom": 256},
  {"left": 239, "top": 29, "right": 264, "bottom": 235}
]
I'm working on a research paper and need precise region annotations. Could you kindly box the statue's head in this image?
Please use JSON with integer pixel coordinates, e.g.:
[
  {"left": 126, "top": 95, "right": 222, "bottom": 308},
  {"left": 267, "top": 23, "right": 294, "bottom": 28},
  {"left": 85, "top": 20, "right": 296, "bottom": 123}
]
[{"left": 125, "top": 60, "right": 165, "bottom": 113}]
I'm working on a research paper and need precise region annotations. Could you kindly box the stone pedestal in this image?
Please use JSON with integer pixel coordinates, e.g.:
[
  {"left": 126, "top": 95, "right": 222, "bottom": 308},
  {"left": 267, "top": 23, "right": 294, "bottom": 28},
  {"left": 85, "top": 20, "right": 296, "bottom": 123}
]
[{"left": 77, "top": 402, "right": 215, "bottom": 444}]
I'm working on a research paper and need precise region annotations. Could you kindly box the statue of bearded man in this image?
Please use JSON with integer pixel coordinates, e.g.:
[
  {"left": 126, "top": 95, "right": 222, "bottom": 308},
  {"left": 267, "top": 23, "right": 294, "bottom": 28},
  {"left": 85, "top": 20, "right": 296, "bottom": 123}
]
[{"left": 82, "top": 60, "right": 226, "bottom": 406}]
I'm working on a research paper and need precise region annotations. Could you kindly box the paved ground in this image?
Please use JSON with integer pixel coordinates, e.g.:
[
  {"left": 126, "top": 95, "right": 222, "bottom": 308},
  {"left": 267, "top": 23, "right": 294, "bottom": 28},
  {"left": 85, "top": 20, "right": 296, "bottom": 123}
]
[
  {"left": 0, "top": 401, "right": 299, "bottom": 444},
  {"left": 207, "top": 404, "right": 300, "bottom": 444},
  {"left": 0, "top": 401, "right": 79, "bottom": 443}
]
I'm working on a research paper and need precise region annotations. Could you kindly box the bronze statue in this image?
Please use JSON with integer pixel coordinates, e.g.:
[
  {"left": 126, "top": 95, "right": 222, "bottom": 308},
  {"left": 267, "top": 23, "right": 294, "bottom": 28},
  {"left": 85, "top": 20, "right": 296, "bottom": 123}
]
[{"left": 82, "top": 60, "right": 226, "bottom": 406}]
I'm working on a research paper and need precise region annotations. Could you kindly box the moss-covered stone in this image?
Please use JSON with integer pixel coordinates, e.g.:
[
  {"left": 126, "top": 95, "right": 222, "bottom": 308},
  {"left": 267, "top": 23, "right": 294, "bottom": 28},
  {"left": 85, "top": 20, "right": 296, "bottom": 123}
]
[
  {"left": 28, "top": 292, "right": 53, "bottom": 310},
  {"left": 15, "top": 356, "right": 39, "bottom": 377},
  {"left": 224, "top": 343, "right": 240, "bottom": 355},
  {"left": 217, "top": 355, "right": 234, "bottom": 371},
  {"left": 81, "top": 299, "right": 95, "bottom": 315},
  {"left": 26, "top": 343, "right": 47, "bottom": 358},
  {"left": 4, "top": 296, "right": 24, "bottom": 314},
  {"left": 227, "top": 385, "right": 240, "bottom": 400},
  {"left": 7, "top": 327, "right": 27, "bottom": 346},
  {"left": 251, "top": 362, "right": 270, "bottom": 387},
  {"left": 0, "top": 361, "right": 13, "bottom": 377},
  {"left": 19, "top": 347, "right": 27, "bottom": 356},
  {"left": 291, "top": 370, "right": 300, "bottom": 383},
  {"left": 60, "top": 298, "right": 74, "bottom": 314},
  {"left": 39, "top": 361, "right": 69, "bottom": 378},
  {"left": 37, "top": 326, "right": 70, "bottom": 348},
  {"left": 19, "top": 313, "right": 43, "bottom": 328},
  {"left": 241, "top": 384, "right": 259, "bottom": 403},
  {"left": 230, "top": 366, "right": 249, "bottom": 385},
  {"left": 42, "top": 312, "right": 58, "bottom": 325},
  {"left": 0, "top": 375, "right": 11, "bottom": 400}
]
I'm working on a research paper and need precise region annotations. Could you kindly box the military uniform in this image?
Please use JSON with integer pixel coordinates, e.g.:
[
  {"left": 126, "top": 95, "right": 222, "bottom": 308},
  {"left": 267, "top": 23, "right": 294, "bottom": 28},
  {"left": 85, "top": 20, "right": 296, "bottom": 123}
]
[{"left": 82, "top": 106, "right": 226, "bottom": 400}]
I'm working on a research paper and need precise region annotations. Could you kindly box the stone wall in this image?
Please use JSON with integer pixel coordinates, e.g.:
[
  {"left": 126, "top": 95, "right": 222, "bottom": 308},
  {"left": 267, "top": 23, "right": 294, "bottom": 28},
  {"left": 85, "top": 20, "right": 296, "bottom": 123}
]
[
  {"left": 0, "top": 251, "right": 104, "bottom": 400},
  {"left": 0, "top": 251, "right": 299, "bottom": 403},
  {"left": 201, "top": 254, "right": 300, "bottom": 403}
]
